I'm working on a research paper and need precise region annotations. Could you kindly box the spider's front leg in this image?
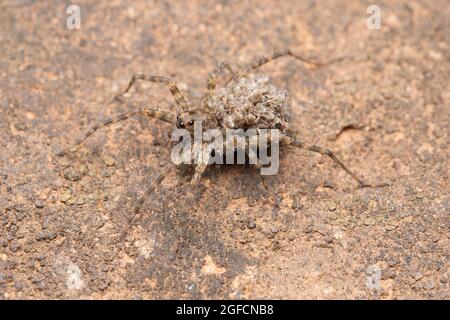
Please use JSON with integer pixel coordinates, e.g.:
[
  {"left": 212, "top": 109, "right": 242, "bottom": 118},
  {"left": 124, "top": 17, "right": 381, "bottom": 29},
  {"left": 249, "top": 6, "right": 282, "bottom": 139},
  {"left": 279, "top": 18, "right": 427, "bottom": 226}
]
[
  {"left": 57, "top": 103, "right": 175, "bottom": 156},
  {"left": 184, "top": 143, "right": 212, "bottom": 207},
  {"left": 117, "top": 162, "right": 174, "bottom": 242},
  {"left": 115, "top": 74, "right": 191, "bottom": 112},
  {"left": 205, "top": 61, "right": 235, "bottom": 92}
]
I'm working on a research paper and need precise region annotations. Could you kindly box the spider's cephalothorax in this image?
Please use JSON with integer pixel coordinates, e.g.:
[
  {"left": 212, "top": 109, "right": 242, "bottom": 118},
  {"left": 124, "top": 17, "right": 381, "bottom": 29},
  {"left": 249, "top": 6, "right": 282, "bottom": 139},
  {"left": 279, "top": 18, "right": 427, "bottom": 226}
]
[{"left": 58, "top": 49, "right": 384, "bottom": 239}]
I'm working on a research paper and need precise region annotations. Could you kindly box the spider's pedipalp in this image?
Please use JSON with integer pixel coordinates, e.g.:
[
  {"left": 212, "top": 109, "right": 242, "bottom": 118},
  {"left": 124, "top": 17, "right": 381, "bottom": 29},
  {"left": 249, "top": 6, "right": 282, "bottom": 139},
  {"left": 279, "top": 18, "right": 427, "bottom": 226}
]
[
  {"left": 57, "top": 106, "right": 175, "bottom": 156},
  {"left": 116, "top": 73, "right": 191, "bottom": 112},
  {"left": 282, "top": 135, "right": 374, "bottom": 188}
]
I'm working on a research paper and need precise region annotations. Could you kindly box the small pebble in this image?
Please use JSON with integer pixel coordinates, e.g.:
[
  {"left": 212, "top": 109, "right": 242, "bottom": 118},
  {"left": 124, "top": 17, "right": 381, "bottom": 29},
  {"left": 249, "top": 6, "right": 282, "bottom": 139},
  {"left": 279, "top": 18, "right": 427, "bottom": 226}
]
[
  {"left": 328, "top": 213, "right": 338, "bottom": 221},
  {"left": 324, "top": 235, "right": 334, "bottom": 244},
  {"left": 13, "top": 122, "right": 26, "bottom": 131},
  {"left": 101, "top": 170, "right": 111, "bottom": 178},
  {"left": 36, "top": 231, "right": 58, "bottom": 241},
  {"left": 64, "top": 168, "right": 81, "bottom": 181},
  {"left": 364, "top": 218, "right": 376, "bottom": 226},
  {"left": 76, "top": 196, "right": 86, "bottom": 205},
  {"left": 60, "top": 192, "right": 71, "bottom": 203},
  {"left": 79, "top": 165, "right": 88, "bottom": 174},
  {"left": 413, "top": 272, "right": 424, "bottom": 281},
  {"left": 386, "top": 258, "right": 398, "bottom": 267},
  {"left": 291, "top": 201, "right": 301, "bottom": 210},
  {"left": 14, "top": 281, "right": 25, "bottom": 291},
  {"left": 431, "top": 233, "right": 441, "bottom": 242},
  {"left": 101, "top": 192, "right": 109, "bottom": 201},
  {"left": 385, "top": 224, "right": 397, "bottom": 231},
  {"left": 58, "top": 157, "right": 69, "bottom": 167},
  {"left": 422, "top": 280, "right": 435, "bottom": 290},
  {"left": 326, "top": 200, "right": 337, "bottom": 211},
  {"left": 102, "top": 155, "right": 116, "bottom": 167},
  {"left": 304, "top": 225, "right": 314, "bottom": 234},
  {"left": 247, "top": 220, "right": 256, "bottom": 229},
  {"left": 34, "top": 199, "right": 45, "bottom": 208}
]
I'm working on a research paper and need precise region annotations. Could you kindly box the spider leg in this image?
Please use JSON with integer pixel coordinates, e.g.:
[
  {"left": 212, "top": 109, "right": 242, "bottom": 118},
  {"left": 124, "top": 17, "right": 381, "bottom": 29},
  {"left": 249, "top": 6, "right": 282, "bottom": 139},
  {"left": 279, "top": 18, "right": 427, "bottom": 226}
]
[
  {"left": 118, "top": 163, "right": 174, "bottom": 242},
  {"left": 191, "top": 161, "right": 209, "bottom": 187},
  {"left": 202, "top": 62, "right": 235, "bottom": 110},
  {"left": 57, "top": 106, "right": 175, "bottom": 156},
  {"left": 249, "top": 150, "right": 270, "bottom": 191},
  {"left": 116, "top": 74, "right": 191, "bottom": 112},
  {"left": 238, "top": 49, "right": 345, "bottom": 76},
  {"left": 206, "top": 61, "right": 235, "bottom": 92},
  {"left": 185, "top": 144, "right": 211, "bottom": 207},
  {"left": 282, "top": 135, "right": 386, "bottom": 188}
]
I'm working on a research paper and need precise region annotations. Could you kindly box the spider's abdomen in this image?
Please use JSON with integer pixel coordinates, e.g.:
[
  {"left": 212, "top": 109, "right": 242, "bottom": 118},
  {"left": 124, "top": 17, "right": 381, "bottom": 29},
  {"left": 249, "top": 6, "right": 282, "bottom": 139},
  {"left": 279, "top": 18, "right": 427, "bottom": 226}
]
[{"left": 207, "top": 75, "right": 292, "bottom": 133}]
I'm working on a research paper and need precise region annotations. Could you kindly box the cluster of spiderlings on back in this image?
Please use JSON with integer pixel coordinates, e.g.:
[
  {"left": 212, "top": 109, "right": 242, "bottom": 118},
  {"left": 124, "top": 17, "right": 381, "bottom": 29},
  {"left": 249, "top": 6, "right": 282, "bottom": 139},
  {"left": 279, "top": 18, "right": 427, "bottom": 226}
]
[{"left": 205, "top": 75, "right": 292, "bottom": 133}]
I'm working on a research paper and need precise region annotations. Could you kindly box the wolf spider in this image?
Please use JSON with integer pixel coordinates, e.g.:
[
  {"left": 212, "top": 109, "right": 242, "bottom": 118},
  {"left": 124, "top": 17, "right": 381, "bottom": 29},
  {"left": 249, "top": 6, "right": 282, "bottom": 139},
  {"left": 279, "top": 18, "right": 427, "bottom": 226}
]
[{"left": 58, "top": 49, "right": 385, "bottom": 238}]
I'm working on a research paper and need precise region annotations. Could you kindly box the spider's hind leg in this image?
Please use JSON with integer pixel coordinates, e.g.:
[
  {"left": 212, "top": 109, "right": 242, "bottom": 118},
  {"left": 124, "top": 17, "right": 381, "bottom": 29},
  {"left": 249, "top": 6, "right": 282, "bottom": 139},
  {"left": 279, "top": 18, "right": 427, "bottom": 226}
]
[
  {"left": 282, "top": 135, "right": 387, "bottom": 188},
  {"left": 240, "top": 49, "right": 345, "bottom": 75}
]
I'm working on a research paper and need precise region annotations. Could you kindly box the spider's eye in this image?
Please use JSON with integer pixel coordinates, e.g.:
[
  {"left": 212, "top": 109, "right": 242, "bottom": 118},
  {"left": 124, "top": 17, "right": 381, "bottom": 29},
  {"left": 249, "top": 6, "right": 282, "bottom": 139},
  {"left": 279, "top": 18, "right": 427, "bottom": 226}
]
[
  {"left": 188, "top": 120, "right": 194, "bottom": 126},
  {"left": 176, "top": 116, "right": 185, "bottom": 128}
]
